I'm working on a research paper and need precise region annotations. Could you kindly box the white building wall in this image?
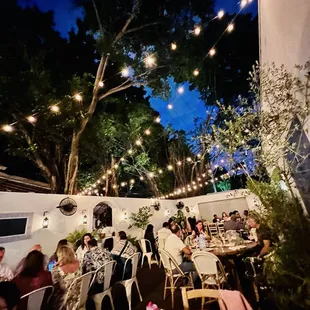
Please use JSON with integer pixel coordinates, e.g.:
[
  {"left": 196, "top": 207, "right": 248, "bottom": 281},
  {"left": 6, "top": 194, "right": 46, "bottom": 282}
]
[{"left": 0, "top": 190, "right": 257, "bottom": 268}]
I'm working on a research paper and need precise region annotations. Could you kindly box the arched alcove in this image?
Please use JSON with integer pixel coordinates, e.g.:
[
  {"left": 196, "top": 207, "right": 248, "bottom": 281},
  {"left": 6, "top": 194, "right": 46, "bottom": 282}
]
[{"left": 93, "top": 202, "right": 112, "bottom": 229}]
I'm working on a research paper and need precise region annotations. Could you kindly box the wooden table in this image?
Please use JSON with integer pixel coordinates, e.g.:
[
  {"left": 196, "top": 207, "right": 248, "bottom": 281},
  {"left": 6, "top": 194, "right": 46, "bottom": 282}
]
[{"left": 210, "top": 241, "right": 258, "bottom": 257}]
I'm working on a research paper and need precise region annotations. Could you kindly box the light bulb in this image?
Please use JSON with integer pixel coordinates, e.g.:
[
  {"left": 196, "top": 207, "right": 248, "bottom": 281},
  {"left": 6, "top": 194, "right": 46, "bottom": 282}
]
[
  {"left": 194, "top": 26, "right": 201, "bottom": 35},
  {"left": 167, "top": 104, "right": 173, "bottom": 110},
  {"left": 102, "top": 175, "right": 106, "bottom": 180},
  {"left": 167, "top": 165, "right": 173, "bottom": 171},
  {"left": 114, "top": 164, "right": 119, "bottom": 169},
  {"left": 27, "top": 115, "right": 37, "bottom": 123},
  {"left": 98, "top": 81, "right": 104, "bottom": 87},
  {"left": 121, "top": 67, "right": 130, "bottom": 77},
  {"left": 171, "top": 43, "right": 177, "bottom": 50},
  {"left": 135, "top": 139, "right": 142, "bottom": 146},
  {"left": 158, "top": 169, "right": 163, "bottom": 174},
  {"left": 2, "top": 124, "right": 13, "bottom": 132},
  {"left": 50, "top": 105, "right": 60, "bottom": 113},
  {"left": 240, "top": 0, "right": 247, "bottom": 8},
  {"left": 193, "top": 69, "right": 199, "bottom": 76},
  {"left": 130, "top": 179, "right": 135, "bottom": 184},
  {"left": 155, "top": 116, "right": 161, "bottom": 123},
  {"left": 144, "top": 55, "right": 156, "bottom": 68},
  {"left": 145, "top": 129, "right": 151, "bottom": 135},
  {"left": 107, "top": 170, "right": 112, "bottom": 175},
  {"left": 128, "top": 149, "right": 133, "bottom": 155},
  {"left": 186, "top": 157, "right": 192, "bottom": 162},
  {"left": 177, "top": 161, "right": 182, "bottom": 166},
  {"left": 217, "top": 10, "right": 224, "bottom": 19},
  {"left": 148, "top": 172, "right": 154, "bottom": 178},
  {"left": 227, "top": 24, "right": 234, "bottom": 32},
  {"left": 209, "top": 48, "right": 216, "bottom": 57},
  {"left": 177, "top": 86, "right": 184, "bottom": 94},
  {"left": 140, "top": 176, "right": 144, "bottom": 180},
  {"left": 74, "top": 94, "right": 82, "bottom": 102},
  {"left": 197, "top": 153, "right": 201, "bottom": 158},
  {"left": 112, "top": 185, "right": 117, "bottom": 189},
  {"left": 120, "top": 157, "right": 125, "bottom": 162}
]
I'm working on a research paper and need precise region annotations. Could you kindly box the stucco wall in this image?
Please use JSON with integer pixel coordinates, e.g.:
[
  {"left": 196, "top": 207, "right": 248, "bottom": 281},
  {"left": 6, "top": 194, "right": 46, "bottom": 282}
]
[{"left": 0, "top": 190, "right": 257, "bottom": 268}]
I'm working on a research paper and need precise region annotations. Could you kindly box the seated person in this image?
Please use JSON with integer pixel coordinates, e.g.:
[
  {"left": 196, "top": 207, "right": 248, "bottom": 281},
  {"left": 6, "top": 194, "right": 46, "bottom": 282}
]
[
  {"left": 157, "top": 222, "right": 172, "bottom": 249},
  {"left": 82, "top": 239, "right": 112, "bottom": 285},
  {"left": 0, "top": 282, "right": 20, "bottom": 310},
  {"left": 49, "top": 239, "right": 68, "bottom": 265},
  {"left": 184, "top": 231, "right": 197, "bottom": 248},
  {"left": 212, "top": 214, "right": 220, "bottom": 223},
  {"left": 247, "top": 214, "right": 278, "bottom": 258},
  {"left": 111, "top": 231, "right": 137, "bottom": 280},
  {"left": 0, "top": 247, "right": 13, "bottom": 281},
  {"left": 165, "top": 225, "right": 197, "bottom": 282},
  {"left": 223, "top": 214, "right": 245, "bottom": 232}
]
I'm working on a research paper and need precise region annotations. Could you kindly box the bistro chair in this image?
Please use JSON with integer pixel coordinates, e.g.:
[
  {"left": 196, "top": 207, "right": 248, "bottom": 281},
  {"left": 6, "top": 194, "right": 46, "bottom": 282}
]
[
  {"left": 139, "top": 238, "right": 159, "bottom": 269},
  {"left": 20, "top": 286, "right": 53, "bottom": 310},
  {"left": 91, "top": 260, "right": 116, "bottom": 310},
  {"left": 207, "top": 223, "right": 219, "bottom": 238},
  {"left": 159, "top": 249, "right": 194, "bottom": 309},
  {"left": 65, "top": 271, "right": 96, "bottom": 310},
  {"left": 181, "top": 288, "right": 224, "bottom": 310},
  {"left": 115, "top": 253, "right": 142, "bottom": 310},
  {"left": 217, "top": 223, "right": 225, "bottom": 235}
]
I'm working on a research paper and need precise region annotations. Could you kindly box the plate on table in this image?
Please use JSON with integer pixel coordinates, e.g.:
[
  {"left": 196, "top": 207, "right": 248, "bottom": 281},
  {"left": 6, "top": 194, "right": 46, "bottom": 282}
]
[
  {"left": 243, "top": 240, "right": 253, "bottom": 244},
  {"left": 203, "top": 248, "right": 214, "bottom": 252}
]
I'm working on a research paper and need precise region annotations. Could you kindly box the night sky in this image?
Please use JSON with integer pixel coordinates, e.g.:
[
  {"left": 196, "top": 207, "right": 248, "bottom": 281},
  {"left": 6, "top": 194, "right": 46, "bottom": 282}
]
[{"left": 18, "top": 0, "right": 258, "bottom": 133}]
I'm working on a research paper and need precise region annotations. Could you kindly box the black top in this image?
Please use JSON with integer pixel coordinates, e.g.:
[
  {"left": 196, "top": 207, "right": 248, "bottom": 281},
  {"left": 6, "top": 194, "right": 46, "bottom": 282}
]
[{"left": 256, "top": 224, "right": 278, "bottom": 248}]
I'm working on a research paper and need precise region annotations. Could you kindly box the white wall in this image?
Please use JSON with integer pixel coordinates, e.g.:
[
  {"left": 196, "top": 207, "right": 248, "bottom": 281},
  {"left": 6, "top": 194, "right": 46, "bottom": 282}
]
[{"left": 0, "top": 190, "right": 257, "bottom": 268}]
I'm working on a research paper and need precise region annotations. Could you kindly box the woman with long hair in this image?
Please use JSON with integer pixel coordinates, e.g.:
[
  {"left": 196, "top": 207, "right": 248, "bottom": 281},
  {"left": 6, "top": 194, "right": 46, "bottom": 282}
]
[
  {"left": 51, "top": 245, "right": 81, "bottom": 310},
  {"left": 195, "top": 220, "right": 210, "bottom": 240},
  {"left": 12, "top": 250, "right": 52, "bottom": 308},
  {"left": 144, "top": 224, "right": 159, "bottom": 261},
  {"left": 49, "top": 239, "right": 68, "bottom": 265},
  {"left": 75, "top": 233, "right": 92, "bottom": 262}
]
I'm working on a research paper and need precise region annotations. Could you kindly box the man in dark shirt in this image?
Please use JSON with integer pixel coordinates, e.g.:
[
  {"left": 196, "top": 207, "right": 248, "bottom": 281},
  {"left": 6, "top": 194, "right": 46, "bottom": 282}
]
[
  {"left": 248, "top": 214, "right": 278, "bottom": 258},
  {"left": 223, "top": 214, "right": 245, "bottom": 231}
]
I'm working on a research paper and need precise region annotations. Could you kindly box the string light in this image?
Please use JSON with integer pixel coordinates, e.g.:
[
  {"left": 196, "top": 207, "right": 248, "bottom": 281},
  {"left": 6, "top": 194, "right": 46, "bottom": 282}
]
[
  {"left": 171, "top": 43, "right": 177, "bottom": 50},
  {"left": 148, "top": 172, "right": 154, "bottom": 178},
  {"left": 140, "top": 176, "right": 144, "bottom": 180},
  {"left": 128, "top": 149, "right": 133, "bottom": 155},
  {"left": 26, "top": 116, "right": 37, "bottom": 124},
  {"left": 209, "top": 48, "right": 216, "bottom": 56},
  {"left": 114, "top": 164, "right": 119, "bottom": 169},
  {"left": 121, "top": 182, "right": 126, "bottom": 187},
  {"left": 107, "top": 170, "right": 112, "bottom": 175},
  {"left": 167, "top": 104, "right": 173, "bottom": 110},
  {"left": 145, "top": 129, "right": 151, "bottom": 135},
  {"left": 50, "top": 105, "right": 60, "bottom": 113},
  {"left": 227, "top": 24, "right": 234, "bottom": 32},
  {"left": 102, "top": 175, "right": 106, "bottom": 180},
  {"left": 197, "top": 154, "right": 201, "bottom": 158},
  {"left": 155, "top": 116, "right": 161, "bottom": 123},
  {"left": 186, "top": 157, "right": 192, "bottom": 162},
  {"left": 158, "top": 169, "right": 163, "bottom": 174},
  {"left": 135, "top": 139, "right": 142, "bottom": 146},
  {"left": 130, "top": 179, "right": 135, "bottom": 184},
  {"left": 144, "top": 55, "right": 156, "bottom": 68},
  {"left": 177, "top": 86, "right": 184, "bottom": 94},
  {"left": 121, "top": 67, "right": 130, "bottom": 77},
  {"left": 98, "top": 81, "right": 104, "bottom": 87},
  {"left": 240, "top": 0, "right": 247, "bottom": 8},
  {"left": 167, "top": 165, "right": 173, "bottom": 171},
  {"left": 120, "top": 157, "right": 125, "bottom": 162},
  {"left": 112, "top": 185, "right": 117, "bottom": 189},
  {"left": 193, "top": 69, "right": 199, "bottom": 76},
  {"left": 217, "top": 10, "right": 225, "bottom": 19},
  {"left": 74, "top": 94, "right": 82, "bottom": 102},
  {"left": 2, "top": 124, "right": 13, "bottom": 132},
  {"left": 177, "top": 161, "right": 182, "bottom": 166},
  {"left": 194, "top": 26, "right": 201, "bottom": 35}
]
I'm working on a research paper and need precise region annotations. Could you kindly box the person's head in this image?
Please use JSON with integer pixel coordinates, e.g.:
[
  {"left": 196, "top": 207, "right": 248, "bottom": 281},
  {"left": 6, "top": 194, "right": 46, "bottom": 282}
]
[
  {"left": 222, "top": 212, "right": 228, "bottom": 218},
  {"left": 185, "top": 206, "right": 190, "bottom": 213},
  {"left": 118, "top": 231, "right": 127, "bottom": 240},
  {"left": 235, "top": 211, "right": 240, "bottom": 217},
  {"left": 20, "top": 250, "right": 45, "bottom": 278},
  {"left": 87, "top": 239, "right": 98, "bottom": 249},
  {"left": 81, "top": 233, "right": 92, "bottom": 249},
  {"left": 0, "top": 282, "right": 20, "bottom": 310},
  {"left": 162, "top": 222, "right": 169, "bottom": 228},
  {"left": 229, "top": 212, "right": 233, "bottom": 217},
  {"left": 145, "top": 224, "right": 154, "bottom": 233},
  {"left": 230, "top": 214, "right": 237, "bottom": 222},
  {"left": 57, "top": 245, "right": 76, "bottom": 265},
  {"left": 170, "top": 225, "right": 181, "bottom": 238},
  {"left": 243, "top": 210, "right": 249, "bottom": 216},
  {"left": 56, "top": 239, "right": 68, "bottom": 252},
  {"left": 247, "top": 214, "right": 260, "bottom": 229},
  {"left": 195, "top": 220, "right": 204, "bottom": 232},
  {"left": 168, "top": 218, "right": 174, "bottom": 227},
  {"left": 213, "top": 214, "right": 218, "bottom": 218},
  {"left": 0, "top": 247, "right": 5, "bottom": 263},
  {"left": 30, "top": 244, "right": 42, "bottom": 252}
]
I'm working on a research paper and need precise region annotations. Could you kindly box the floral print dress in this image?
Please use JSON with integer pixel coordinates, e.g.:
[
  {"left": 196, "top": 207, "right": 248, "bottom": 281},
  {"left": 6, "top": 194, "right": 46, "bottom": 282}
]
[{"left": 51, "top": 265, "right": 82, "bottom": 310}]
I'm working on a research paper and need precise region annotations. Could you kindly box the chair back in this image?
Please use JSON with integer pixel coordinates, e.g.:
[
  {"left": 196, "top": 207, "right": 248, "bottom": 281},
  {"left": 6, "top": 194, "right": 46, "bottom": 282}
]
[
  {"left": 158, "top": 238, "right": 165, "bottom": 249},
  {"left": 181, "top": 288, "right": 223, "bottom": 310},
  {"left": 207, "top": 223, "right": 218, "bottom": 237},
  {"left": 66, "top": 271, "right": 95, "bottom": 307},
  {"left": 139, "top": 239, "right": 152, "bottom": 254},
  {"left": 217, "top": 223, "right": 225, "bottom": 234},
  {"left": 91, "top": 260, "right": 116, "bottom": 291},
  {"left": 122, "top": 252, "right": 140, "bottom": 280},
  {"left": 158, "top": 249, "right": 185, "bottom": 277},
  {"left": 21, "top": 286, "right": 53, "bottom": 310}
]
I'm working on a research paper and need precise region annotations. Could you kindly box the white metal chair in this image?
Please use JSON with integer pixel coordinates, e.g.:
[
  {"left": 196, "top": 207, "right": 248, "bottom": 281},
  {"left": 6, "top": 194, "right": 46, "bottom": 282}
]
[
  {"left": 159, "top": 249, "right": 194, "bottom": 309},
  {"left": 64, "top": 271, "right": 96, "bottom": 310},
  {"left": 116, "top": 253, "right": 143, "bottom": 310},
  {"left": 207, "top": 223, "right": 219, "bottom": 237},
  {"left": 217, "top": 223, "right": 225, "bottom": 235},
  {"left": 20, "top": 285, "right": 53, "bottom": 310},
  {"left": 91, "top": 260, "right": 116, "bottom": 310},
  {"left": 139, "top": 238, "right": 159, "bottom": 269}
]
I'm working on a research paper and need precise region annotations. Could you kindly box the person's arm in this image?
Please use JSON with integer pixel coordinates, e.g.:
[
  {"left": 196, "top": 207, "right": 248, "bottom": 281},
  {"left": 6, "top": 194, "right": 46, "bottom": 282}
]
[
  {"left": 182, "top": 246, "right": 192, "bottom": 256},
  {"left": 258, "top": 240, "right": 271, "bottom": 258}
]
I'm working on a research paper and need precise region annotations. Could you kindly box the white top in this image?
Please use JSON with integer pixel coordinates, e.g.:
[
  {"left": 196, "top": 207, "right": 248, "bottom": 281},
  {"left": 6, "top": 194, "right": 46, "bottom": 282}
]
[
  {"left": 0, "top": 262, "right": 13, "bottom": 281},
  {"left": 75, "top": 245, "right": 88, "bottom": 262},
  {"left": 157, "top": 227, "right": 172, "bottom": 241},
  {"left": 164, "top": 233, "right": 186, "bottom": 265}
]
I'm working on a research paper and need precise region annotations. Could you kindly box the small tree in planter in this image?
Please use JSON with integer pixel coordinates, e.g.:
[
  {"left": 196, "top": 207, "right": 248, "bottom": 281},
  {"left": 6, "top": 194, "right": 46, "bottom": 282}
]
[{"left": 129, "top": 206, "right": 153, "bottom": 230}]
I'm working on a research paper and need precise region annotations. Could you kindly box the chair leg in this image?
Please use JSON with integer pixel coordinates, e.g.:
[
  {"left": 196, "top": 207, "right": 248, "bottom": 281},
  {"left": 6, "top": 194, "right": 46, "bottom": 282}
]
[
  {"left": 125, "top": 282, "right": 133, "bottom": 310},
  {"left": 134, "top": 278, "right": 143, "bottom": 302},
  {"left": 107, "top": 290, "right": 115, "bottom": 310},
  {"left": 169, "top": 276, "right": 175, "bottom": 309},
  {"left": 163, "top": 275, "right": 168, "bottom": 300},
  {"left": 141, "top": 254, "right": 144, "bottom": 268},
  {"left": 147, "top": 255, "right": 152, "bottom": 269}
]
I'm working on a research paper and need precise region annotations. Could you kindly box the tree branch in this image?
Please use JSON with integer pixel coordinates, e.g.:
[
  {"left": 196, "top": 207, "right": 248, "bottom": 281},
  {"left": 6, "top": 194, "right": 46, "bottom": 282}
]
[
  {"left": 125, "top": 22, "right": 161, "bottom": 34},
  {"left": 92, "top": 0, "right": 105, "bottom": 36},
  {"left": 99, "top": 81, "right": 134, "bottom": 101}
]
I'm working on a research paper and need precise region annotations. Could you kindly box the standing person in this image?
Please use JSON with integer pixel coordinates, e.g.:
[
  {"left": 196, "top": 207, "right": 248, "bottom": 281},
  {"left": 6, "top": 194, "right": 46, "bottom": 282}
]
[
  {"left": 144, "top": 224, "right": 159, "bottom": 260},
  {"left": 157, "top": 222, "right": 172, "bottom": 249},
  {"left": 82, "top": 239, "right": 112, "bottom": 286},
  {"left": 49, "top": 239, "right": 68, "bottom": 265},
  {"left": 75, "top": 233, "right": 92, "bottom": 262},
  {"left": 0, "top": 247, "right": 13, "bottom": 281},
  {"left": 12, "top": 250, "right": 52, "bottom": 307},
  {"left": 0, "top": 282, "right": 20, "bottom": 310},
  {"left": 164, "top": 225, "right": 197, "bottom": 282},
  {"left": 51, "top": 245, "right": 81, "bottom": 310}
]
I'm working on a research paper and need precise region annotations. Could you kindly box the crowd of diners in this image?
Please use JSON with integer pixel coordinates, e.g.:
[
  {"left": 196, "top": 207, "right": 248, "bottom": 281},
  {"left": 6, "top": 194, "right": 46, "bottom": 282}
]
[{"left": 0, "top": 209, "right": 278, "bottom": 309}]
